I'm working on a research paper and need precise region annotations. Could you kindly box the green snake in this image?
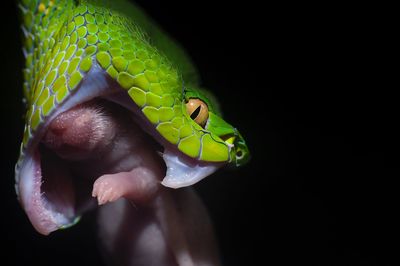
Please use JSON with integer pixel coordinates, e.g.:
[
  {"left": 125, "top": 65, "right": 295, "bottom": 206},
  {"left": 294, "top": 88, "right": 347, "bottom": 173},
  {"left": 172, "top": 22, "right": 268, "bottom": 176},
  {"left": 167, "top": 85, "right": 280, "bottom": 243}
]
[{"left": 16, "top": 0, "right": 249, "bottom": 234}]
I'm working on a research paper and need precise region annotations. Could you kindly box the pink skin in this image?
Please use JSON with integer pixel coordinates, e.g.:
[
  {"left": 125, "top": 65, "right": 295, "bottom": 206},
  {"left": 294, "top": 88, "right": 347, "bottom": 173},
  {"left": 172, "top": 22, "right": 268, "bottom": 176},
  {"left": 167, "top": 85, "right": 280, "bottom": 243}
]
[
  {"left": 43, "top": 101, "right": 162, "bottom": 205},
  {"left": 42, "top": 100, "right": 221, "bottom": 266}
]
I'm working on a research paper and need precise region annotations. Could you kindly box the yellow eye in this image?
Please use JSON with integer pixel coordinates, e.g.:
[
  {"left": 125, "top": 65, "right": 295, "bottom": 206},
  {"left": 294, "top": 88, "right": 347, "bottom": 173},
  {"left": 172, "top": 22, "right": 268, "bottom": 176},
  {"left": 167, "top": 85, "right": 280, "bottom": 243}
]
[{"left": 186, "top": 98, "right": 209, "bottom": 127}]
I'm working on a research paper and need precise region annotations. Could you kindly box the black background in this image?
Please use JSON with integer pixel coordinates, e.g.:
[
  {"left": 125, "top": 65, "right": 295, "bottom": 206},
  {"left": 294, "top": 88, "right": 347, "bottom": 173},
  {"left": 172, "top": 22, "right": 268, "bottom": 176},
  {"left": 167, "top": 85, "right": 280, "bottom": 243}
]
[{"left": 1, "top": 1, "right": 397, "bottom": 265}]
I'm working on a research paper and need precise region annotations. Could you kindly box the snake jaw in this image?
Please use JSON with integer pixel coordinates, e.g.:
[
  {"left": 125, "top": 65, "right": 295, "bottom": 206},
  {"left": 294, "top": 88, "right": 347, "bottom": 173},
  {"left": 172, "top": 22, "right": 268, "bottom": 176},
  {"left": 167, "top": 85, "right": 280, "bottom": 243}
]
[
  {"left": 161, "top": 149, "right": 222, "bottom": 189},
  {"left": 17, "top": 150, "right": 78, "bottom": 235},
  {"left": 15, "top": 62, "right": 225, "bottom": 234}
]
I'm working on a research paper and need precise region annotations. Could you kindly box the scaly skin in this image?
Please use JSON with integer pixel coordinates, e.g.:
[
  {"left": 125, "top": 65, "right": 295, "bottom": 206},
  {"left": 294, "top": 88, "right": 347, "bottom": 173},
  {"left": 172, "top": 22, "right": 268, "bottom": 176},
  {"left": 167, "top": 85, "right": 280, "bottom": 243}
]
[
  {"left": 16, "top": 0, "right": 250, "bottom": 218},
  {"left": 17, "top": 0, "right": 249, "bottom": 168}
]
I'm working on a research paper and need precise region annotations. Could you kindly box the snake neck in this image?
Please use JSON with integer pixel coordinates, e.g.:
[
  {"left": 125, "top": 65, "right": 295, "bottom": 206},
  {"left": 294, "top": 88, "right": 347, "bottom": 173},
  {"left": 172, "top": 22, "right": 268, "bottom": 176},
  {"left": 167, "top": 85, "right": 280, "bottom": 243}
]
[{"left": 18, "top": 0, "right": 75, "bottom": 101}]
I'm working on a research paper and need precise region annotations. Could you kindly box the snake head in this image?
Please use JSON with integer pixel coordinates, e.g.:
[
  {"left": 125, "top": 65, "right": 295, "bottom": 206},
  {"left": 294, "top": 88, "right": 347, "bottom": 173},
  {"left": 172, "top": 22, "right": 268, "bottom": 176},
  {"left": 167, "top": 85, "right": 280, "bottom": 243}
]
[
  {"left": 183, "top": 88, "right": 250, "bottom": 167},
  {"left": 160, "top": 87, "right": 250, "bottom": 188}
]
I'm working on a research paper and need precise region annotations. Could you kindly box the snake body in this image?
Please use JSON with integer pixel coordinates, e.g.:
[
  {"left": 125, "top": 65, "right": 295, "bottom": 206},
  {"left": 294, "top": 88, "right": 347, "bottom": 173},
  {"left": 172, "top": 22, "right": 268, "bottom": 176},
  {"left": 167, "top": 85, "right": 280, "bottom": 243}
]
[{"left": 16, "top": 0, "right": 249, "bottom": 233}]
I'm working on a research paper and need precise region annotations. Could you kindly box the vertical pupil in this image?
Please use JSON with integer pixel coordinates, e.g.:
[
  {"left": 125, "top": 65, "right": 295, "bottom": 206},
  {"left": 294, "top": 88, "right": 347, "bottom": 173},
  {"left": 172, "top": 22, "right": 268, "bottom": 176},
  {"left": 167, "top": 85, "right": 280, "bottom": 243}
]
[{"left": 190, "top": 105, "right": 201, "bottom": 120}]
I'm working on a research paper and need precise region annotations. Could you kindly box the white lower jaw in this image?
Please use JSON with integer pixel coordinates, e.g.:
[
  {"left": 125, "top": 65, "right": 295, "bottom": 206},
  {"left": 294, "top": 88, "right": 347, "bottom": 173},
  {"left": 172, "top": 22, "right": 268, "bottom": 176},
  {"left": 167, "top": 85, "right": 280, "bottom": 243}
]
[
  {"left": 17, "top": 150, "right": 77, "bottom": 235},
  {"left": 161, "top": 149, "right": 222, "bottom": 189}
]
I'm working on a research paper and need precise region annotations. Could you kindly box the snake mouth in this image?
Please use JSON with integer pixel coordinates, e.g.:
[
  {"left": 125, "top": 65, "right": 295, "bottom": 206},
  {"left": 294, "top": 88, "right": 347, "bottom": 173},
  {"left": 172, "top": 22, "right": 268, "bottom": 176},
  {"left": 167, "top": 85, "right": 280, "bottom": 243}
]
[
  {"left": 18, "top": 145, "right": 94, "bottom": 234},
  {"left": 16, "top": 63, "right": 221, "bottom": 235},
  {"left": 18, "top": 98, "right": 165, "bottom": 235}
]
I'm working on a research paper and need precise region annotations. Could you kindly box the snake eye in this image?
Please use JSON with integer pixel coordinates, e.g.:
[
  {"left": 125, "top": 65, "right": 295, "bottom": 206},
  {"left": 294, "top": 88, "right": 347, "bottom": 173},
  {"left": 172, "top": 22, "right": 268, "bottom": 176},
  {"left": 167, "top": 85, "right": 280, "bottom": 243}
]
[{"left": 186, "top": 98, "right": 209, "bottom": 127}]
